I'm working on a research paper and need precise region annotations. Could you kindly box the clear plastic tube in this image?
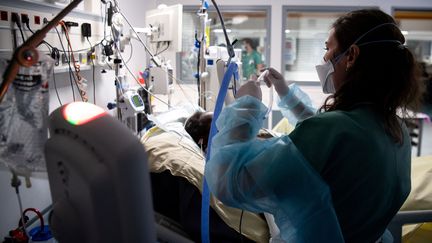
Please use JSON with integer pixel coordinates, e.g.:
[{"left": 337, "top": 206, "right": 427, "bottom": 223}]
[{"left": 257, "top": 70, "right": 273, "bottom": 119}]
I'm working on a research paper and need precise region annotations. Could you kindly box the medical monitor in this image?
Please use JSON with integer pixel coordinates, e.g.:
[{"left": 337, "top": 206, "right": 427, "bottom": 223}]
[
  {"left": 45, "top": 102, "right": 156, "bottom": 243},
  {"left": 145, "top": 4, "right": 183, "bottom": 53}
]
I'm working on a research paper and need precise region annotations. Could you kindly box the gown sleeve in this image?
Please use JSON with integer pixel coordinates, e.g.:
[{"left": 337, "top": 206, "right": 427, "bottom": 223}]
[
  {"left": 277, "top": 84, "right": 317, "bottom": 125},
  {"left": 205, "top": 95, "right": 344, "bottom": 243}
]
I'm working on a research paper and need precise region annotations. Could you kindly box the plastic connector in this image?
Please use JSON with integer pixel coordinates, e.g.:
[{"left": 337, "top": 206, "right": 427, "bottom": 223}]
[
  {"left": 64, "top": 21, "right": 78, "bottom": 27},
  {"left": 81, "top": 23, "right": 91, "bottom": 37},
  {"left": 107, "top": 102, "right": 117, "bottom": 110},
  {"left": 21, "top": 14, "right": 30, "bottom": 25},
  {"left": 11, "top": 13, "right": 21, "bottom": 27}
]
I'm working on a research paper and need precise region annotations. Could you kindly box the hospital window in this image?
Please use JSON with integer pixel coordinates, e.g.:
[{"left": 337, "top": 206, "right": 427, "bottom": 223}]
[
  {"left": 282, "top": 7, "right": 373, "bottom": 83},
  {"left": 394, "top": 9, "right": 432, "bottom": 69},
  {"left": 180, "top": 7, "right": 271, "bottom": 83}
]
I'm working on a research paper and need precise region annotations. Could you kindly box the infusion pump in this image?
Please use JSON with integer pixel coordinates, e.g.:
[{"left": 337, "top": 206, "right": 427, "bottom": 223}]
[{"left": 118, "top": 90, "right": 145, "bottom": 118}]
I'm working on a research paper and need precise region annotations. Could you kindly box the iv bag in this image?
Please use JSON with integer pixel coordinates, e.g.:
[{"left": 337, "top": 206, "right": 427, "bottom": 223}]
[{"left": 0, "top": 54, "right": 54, "bottom": 177}]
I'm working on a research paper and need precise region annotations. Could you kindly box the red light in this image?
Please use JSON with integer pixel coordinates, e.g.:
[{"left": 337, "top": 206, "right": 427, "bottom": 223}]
[
  {"left": 34, "top": 16, "right": 40, "bottom": 25},
  {"left": 0, "top": 11, "right": 7, "bottom": 21},
  {"left": 26, "top": 56, "right": 32, "bottom": 61}
]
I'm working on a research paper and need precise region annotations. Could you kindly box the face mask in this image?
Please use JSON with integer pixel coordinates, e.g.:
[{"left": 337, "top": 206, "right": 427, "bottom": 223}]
[
  {"left": 316, "top": 60, "right": 336, "bottom": 94},
  {"left": 316, "top": 22, "right": 404, "bottom": 94}
]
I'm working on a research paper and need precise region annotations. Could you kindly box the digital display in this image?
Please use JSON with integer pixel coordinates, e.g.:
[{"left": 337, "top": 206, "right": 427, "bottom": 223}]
[{"left": 132, "top": 95, "right": 143, "bottom": 107}]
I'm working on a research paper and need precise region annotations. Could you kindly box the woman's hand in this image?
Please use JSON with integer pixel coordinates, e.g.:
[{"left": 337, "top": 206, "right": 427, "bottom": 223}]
[
  {"left": 235, "top": 81, "right": 262, "bottom": 101},
  {"left": 262, "top": 68, "right": 289, "bottom": 97}
]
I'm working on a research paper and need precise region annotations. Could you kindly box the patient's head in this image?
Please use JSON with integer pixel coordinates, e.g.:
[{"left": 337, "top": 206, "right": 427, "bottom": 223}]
[{"left": 184, "top": 111, "right": 213, "bottom": 151}]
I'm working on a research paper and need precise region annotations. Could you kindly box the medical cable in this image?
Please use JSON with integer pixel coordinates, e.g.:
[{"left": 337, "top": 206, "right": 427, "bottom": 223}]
[
  {"left": 210, "top": 0, "right": 237, "bottom": 64},
  {"left": 13, "top": 16, "right": 26, "bottom": 43},
  {"left": 113, "top": 43, "right": 170, "bottom": 106},
  {"left": 239, "top": 210, "right": 244, "bottom": 243},
  {"left": 12, "top": 27, "right": 18, "bottom": 50},
  {"left": 54, "top": 26, "right": 78, "bottom": 102},
  {"left": 125, "top": 42, "right": 133, "bottom": 64},
  {"left": 11, "top": 173, "right": 28, "bottom": 237},
  {"left": 87, "top": 37, "right": 97, "bottom": 105},
  {"left": 24, "top": 21, "right": 55, "bottom": 52},
  {"left": 195, "top": 31, "right": 201, "bottom": 98},
  {"left": 52, "top": 63, "right": 62, "bottom": 106},
  {"left": 155, "top": 41, "right": 170, "bottom": 56}
]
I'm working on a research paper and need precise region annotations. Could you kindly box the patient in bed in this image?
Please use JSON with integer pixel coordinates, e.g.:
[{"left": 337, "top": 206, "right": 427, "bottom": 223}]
[{"left": 142, "top": 111, "right": 269, "bottom": 243}]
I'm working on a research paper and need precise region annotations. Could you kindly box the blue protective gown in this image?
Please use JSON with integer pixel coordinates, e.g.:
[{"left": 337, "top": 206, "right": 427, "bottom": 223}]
[{"left": 205, "top": 85, "right": 411, "bottom": 243}]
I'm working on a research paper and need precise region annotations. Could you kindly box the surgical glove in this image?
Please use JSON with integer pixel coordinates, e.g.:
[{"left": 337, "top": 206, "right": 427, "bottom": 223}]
[
  {"left": 235, "top": 81, "right": 262, "bottom": 101},
  {"left": 263, "top": 68, "right": 289, "bottom": 97}
]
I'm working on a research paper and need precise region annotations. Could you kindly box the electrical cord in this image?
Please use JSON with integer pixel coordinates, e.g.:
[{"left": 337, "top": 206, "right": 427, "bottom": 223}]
[
  {"left": 125, "top": 41, "right": 133, "bottom": 64},
  {"left": 210, "top": 0, "right": 237, "bottom": 63},
  {"left": 15, "top": 21, "right": 26, "bottom": 43},
  {"left": 86, "top": 37, "right": 96, "bottom": 104},
  {"left": 17, "top": 25, "right": 26, "bottom": 43},
  {"left": 155, "top": 41, "right": 170, "bottom": 56},
  {"left": 239, "top": 210, "right": 244, "bottom": 243},
  {"left": 54, "top": 26, "right": 79, "bottom": 102},
  {"left": 67, "top": 43, "right": 77, "bottom": 102},
  {"left": 52, "top": 59, "right": 62, "bottom": 106},
  {"left": 12, "top": 28, "right": 18, "bottom": 50},
  {"left": 24, "top": 21, "right": 56, "bottom": 52},
  {"left": 195, "top": 31, "right": 202, "bottom": 101}
]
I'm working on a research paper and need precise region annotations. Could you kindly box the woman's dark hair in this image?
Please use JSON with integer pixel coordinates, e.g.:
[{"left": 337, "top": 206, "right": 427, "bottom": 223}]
[
  {"left": 184, "top": 111, "right": 213, "bottom": 151},
  {"left": 321, "top": 9, "right": 425, "bottom": 143},
  {"left": 243, "top": 38, "right": 257, "bottom": 50}
]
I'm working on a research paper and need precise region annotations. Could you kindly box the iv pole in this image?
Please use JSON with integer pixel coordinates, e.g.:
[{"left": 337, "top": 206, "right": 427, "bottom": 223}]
[
  {"left": 198, "top": 2, "right": 208, "bottom": 109},
  {"left": 0, "top": 0, "right": 84, "bottom": 103}
]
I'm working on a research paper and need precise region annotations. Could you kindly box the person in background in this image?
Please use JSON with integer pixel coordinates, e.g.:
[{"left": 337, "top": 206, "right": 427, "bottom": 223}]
[{"left": 242, "top": 38, "right": 264, "bottom": 80}]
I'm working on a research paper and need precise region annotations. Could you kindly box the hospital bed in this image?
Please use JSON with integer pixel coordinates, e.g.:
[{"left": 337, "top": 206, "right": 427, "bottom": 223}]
[
  {"left": 388, "top": 155, "right": 432, "bottom": 243},
  {"left": 143, "top": 111, "right": 432, "bottom": 243}
]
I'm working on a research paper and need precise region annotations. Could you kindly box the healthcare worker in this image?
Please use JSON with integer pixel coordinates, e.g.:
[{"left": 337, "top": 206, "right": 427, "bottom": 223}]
[
  {"left": 242, "top": 38, "right": 264, "bottom": 80},
  {"left": 205, "top": 9, "right": 424, "bottom": 243}
]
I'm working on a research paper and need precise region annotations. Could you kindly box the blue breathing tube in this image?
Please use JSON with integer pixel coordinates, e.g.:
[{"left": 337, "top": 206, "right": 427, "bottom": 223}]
[{"left": 201, "top": 62, "right": 238, "bottom": 243}]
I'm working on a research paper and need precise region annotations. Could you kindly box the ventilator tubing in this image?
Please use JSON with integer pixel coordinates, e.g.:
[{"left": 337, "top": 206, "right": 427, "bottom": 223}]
[{"left": 201, "top": 62, "right": 239, "bottom": 243}]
